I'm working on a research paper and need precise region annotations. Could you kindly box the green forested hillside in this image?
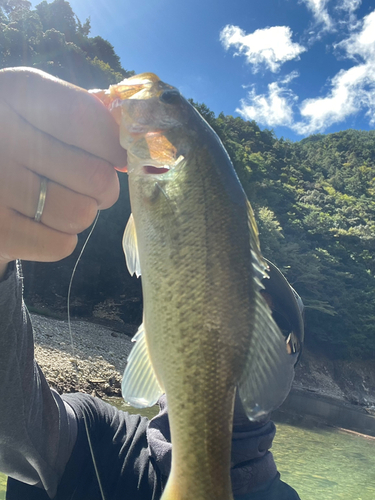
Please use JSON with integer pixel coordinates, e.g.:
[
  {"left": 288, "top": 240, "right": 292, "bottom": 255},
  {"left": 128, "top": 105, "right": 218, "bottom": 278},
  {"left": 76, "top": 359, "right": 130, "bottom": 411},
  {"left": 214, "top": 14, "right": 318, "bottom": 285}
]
[
  {"left": 2, "top": 0, "right": 374, "bottom": 360},
  {"left": 0, "top": 0, "right": 133, "bottom": 87},
  {"left": 204, "top": 110, "right": 375, "bottom": 359}
]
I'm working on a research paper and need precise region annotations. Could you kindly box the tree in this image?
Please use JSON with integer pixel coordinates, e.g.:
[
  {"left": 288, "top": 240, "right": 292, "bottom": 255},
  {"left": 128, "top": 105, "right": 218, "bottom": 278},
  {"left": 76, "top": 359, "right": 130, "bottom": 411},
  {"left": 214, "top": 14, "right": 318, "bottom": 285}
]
[
  {"left": 35, "top": 0, "right": 76, "bottom": 41},
  {"left": 0, "top": 0, "right": 134, "bottom": 87}
]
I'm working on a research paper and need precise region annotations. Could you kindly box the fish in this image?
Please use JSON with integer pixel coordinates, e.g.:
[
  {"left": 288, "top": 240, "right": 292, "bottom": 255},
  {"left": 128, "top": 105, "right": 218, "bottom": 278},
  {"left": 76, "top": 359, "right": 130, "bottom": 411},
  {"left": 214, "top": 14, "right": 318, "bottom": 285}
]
[{"left": 94, "top": 73, "right": 295, "bottom": 500}]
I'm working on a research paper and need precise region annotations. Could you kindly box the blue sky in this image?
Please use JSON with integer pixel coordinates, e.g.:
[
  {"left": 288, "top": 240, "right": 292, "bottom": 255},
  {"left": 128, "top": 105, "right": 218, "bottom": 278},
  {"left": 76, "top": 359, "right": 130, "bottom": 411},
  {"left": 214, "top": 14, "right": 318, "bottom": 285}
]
[{"left": 33, "top": 0, "right": 375, "bottom": 141}]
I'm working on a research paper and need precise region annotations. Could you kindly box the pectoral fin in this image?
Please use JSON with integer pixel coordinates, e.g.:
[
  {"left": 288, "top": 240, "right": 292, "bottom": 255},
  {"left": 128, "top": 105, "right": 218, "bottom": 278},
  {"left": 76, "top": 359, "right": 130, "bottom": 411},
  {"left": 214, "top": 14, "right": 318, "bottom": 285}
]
[
  {"left": 122, "top": 323, "right": 164, "bottom": 408},
  {"left": 238, "top": 199, "right": 295, "bottom": 420},
  {"left": 123, "top": 213, "right": 141, "bottom": 277},
  {"left": 238, "top": 291, "right": 295, "bottom": 420}
]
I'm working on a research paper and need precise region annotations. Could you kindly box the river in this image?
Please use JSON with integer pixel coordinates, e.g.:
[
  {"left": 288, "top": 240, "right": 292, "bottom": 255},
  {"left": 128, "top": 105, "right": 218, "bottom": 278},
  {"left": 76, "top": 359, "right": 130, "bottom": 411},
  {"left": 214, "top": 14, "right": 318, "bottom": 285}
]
[{"left": 1, "top": 398, "right": 375, "bottom": 499}]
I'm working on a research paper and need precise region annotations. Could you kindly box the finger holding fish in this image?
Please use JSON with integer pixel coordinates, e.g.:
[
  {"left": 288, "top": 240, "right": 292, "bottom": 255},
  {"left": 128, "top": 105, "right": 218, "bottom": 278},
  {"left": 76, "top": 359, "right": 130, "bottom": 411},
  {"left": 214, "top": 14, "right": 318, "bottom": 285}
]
[
  {"left": 0, "top": 67, "right": 126, "bottom": 274},
  {"left": 0, "top": 161, "right": 99, "bottom": 234},
  {"left": 0, "top": 95, "right": 121, "bottom": 210},
  {"left": 0, "top": 67, "right": 127, "bottom": 168},
  {"left": 0, "top": 206, "right": 78, "bottom": 267}
]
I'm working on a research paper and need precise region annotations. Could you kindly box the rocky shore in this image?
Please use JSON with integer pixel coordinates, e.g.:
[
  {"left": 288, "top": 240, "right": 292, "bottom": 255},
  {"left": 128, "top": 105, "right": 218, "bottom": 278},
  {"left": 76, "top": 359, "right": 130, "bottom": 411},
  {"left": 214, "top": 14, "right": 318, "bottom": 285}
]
[
  {"left": 294, "top": 348, "right": 375, "bottom": 411},
  {"left": 32, "top": 313, "right": 135, "bottom": 398},
  {"left": 32, "top": 312, "right": 375, "bottom": 414}
]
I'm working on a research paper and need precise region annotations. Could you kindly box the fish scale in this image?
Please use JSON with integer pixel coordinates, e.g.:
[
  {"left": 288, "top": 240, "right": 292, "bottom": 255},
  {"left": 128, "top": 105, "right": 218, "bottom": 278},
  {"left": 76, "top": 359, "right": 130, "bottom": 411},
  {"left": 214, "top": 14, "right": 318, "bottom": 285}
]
[
  {"left": 135, "top": 147, "right": 250, "bottom": 500},
  {"left": 97, "top": 73, "right": 295, "bottom": 500}
]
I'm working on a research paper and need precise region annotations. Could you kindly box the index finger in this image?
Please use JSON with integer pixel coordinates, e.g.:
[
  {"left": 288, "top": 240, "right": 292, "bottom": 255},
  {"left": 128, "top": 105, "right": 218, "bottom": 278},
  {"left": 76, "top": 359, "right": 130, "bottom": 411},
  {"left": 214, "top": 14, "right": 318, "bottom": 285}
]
[
  {"left": 0, "top": 97, "right": 120, "bottom": 209},
  {"left": 0, "top": 67, "right": 127, "bottom": 168}
]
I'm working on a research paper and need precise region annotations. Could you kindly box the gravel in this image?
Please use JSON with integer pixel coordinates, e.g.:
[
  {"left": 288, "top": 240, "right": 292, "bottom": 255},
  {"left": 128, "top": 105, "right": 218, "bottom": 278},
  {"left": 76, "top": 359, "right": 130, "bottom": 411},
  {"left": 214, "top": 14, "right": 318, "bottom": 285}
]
[{"left": 31, "top": 313, "right": 135, "bottom": 397}]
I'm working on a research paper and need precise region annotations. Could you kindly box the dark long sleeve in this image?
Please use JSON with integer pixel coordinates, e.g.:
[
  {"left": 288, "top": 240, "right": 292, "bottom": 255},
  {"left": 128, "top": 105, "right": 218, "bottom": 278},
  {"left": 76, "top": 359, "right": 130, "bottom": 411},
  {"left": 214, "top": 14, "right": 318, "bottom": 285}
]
[
  {"left": 0, "top": 262, "right": 300, "bottom": 500},
  {"left": 0, "top": 262, "right": 77, "bottom": 498}
]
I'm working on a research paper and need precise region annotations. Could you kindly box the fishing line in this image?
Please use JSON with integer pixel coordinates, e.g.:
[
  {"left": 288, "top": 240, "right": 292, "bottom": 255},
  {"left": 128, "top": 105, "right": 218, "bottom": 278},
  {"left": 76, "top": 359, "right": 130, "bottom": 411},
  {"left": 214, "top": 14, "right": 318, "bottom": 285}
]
[
  {"left": 83, "top": 412, "right": 107, "bottom": 500},
  {"left": 67, "top": 209, "right": 107, "bottom": 500},
  {"left": 67, "top": 210, "right": 100, "bottom": 360}
]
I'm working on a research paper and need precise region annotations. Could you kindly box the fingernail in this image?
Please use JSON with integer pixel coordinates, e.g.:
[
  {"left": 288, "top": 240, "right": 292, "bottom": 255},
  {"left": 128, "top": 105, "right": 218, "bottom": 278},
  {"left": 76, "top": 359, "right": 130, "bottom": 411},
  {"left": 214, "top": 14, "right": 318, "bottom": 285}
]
[{"left": 115, "top": 165, "right": 128, "bottom": 172}]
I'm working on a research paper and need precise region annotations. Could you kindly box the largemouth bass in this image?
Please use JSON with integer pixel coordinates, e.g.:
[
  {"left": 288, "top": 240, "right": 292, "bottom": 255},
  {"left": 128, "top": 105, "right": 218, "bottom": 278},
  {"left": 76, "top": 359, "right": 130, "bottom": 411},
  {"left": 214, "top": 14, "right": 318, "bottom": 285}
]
[{"left": 95, "top": 73, "right": 294, "bottom": 500}]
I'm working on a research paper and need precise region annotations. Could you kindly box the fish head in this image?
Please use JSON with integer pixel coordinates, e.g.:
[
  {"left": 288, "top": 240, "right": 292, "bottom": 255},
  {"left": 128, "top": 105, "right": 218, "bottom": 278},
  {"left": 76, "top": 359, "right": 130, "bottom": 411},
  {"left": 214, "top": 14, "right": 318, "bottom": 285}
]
[{"left": 105, "top": 73, "right": 196, "bottom": 178}]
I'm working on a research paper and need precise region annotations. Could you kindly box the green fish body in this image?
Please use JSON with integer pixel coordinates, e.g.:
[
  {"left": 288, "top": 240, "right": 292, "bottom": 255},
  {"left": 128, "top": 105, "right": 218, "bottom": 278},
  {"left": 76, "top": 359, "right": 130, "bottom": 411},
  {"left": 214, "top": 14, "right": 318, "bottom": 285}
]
[{"left": 102, "top": 74, "right": 294, "bottom": 500}]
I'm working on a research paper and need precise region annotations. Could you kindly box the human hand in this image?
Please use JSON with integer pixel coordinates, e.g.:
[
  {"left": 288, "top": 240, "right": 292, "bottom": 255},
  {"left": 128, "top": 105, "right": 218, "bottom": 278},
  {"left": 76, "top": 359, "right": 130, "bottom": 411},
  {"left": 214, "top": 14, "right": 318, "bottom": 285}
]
[{"left": 0, "top": 67, "right": 127, "bottom": 278}]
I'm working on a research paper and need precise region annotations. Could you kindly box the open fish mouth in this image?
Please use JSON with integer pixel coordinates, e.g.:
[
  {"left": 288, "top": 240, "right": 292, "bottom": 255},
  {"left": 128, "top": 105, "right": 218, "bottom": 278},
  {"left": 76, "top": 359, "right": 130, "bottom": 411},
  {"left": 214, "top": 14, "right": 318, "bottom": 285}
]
[
  {"left": 91, "top": 74, "right": 184, "bottom": 170},
  {"left": 92, "top": 73, "right": 176, "bottom": 106},
  {"left": 143, "top": 165, "right": 170, "bottom": 175},
  {"left": 141, "top": 153, "right": 185, "bottom": 176}
]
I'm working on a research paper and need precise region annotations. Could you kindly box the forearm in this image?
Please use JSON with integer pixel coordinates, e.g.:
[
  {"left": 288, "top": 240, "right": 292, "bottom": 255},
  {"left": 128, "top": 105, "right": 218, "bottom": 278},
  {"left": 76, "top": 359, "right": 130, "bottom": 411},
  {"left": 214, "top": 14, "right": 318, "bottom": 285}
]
[{"left": 0, "top": 262, "right": 76, "bottom": 498}]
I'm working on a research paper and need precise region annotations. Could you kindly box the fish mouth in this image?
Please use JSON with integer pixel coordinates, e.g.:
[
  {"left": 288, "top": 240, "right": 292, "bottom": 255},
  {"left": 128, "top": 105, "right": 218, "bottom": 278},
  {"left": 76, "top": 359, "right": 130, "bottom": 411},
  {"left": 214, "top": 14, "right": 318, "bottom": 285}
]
[
  {"left": 143, "top": 165, "right": 170, "bottom": 175},
  {"left": 107, "top": 73, "right": 175, "bottom": 102},
  {"left": 90, "top": 73, "right": 170, "bottom": 119},
  {"left": 141, "top": 154, "right": 184, "bottom": 176},
  {"left": 92, "top": 73, "right": 184, "bottom": 173}
]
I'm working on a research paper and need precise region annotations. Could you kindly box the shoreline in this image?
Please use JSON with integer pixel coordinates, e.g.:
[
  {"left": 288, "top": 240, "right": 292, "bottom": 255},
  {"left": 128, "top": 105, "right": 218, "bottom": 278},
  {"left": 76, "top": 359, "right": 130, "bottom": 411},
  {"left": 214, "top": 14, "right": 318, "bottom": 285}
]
[
  {"left": 32, "top": 312, "right": 134, "bottom": 398},
  {"left": 32, "top": 312, "right": 375, "bottom": 418}
]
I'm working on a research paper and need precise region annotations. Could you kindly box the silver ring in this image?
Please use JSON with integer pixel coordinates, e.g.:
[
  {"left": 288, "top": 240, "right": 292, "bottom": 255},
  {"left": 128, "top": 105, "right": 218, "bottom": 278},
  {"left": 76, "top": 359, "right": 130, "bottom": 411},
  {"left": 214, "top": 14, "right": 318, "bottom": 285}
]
[{"left": 34, "top": 177, "right": 47, "bottom": 222}]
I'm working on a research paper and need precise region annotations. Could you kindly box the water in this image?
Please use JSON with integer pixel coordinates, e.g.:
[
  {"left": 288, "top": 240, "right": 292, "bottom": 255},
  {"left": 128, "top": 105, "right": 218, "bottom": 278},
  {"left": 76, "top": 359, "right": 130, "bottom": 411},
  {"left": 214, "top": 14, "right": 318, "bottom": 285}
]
[
  {"left": 1, "top": 399, "right": 375, "bottom": 500},
  {"left": 273, "top": 422, "right": 375, "bottom": 500},
  {"left": 0, "top": 475, "right": 5, "bottom": 500}
]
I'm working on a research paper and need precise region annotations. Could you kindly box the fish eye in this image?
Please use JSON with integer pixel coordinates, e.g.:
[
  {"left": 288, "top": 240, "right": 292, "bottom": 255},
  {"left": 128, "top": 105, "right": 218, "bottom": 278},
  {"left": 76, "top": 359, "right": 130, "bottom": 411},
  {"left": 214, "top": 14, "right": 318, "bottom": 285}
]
[{"left": 160, "top": 89, "right": 181, "bottom": 104}]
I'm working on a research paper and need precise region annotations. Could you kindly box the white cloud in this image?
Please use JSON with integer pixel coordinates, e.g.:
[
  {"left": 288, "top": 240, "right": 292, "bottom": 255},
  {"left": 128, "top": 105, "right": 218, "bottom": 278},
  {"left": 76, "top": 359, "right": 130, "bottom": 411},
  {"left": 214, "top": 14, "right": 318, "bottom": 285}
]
[
  {"left": 220, "top": 25, "right": 306, "bottom": 73},
  {"left": 293, "top": 65, "right": 373, "bottom": 134},
  {"left": 336, "top": 0, "right": 361, "bottom": 16},
  {"left": 338, "top": 9, "right": 375, "bottom": 59},
  {"left": 237, "top": 77, "right": 298, "bottom": 127},
  {"left": 224, "top": 8, "right": 375, "bottom": 136},
  {"left": 335, "top": 0, "right": 362, "bottom": 32},
  {"left": 301, "top": 0, "right": 333, "bottom": 30},
  {"left": 364, "top": 91, "right": 375, "bottom": 126},
  {"left": 292, "top": 9, "right": 375, "bottom": 134}
]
